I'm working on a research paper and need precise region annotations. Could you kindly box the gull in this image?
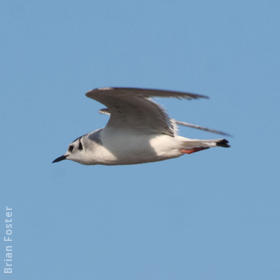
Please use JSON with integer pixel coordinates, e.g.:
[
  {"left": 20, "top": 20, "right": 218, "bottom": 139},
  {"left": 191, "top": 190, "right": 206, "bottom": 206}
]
[{"left": 53, "top": 87, "right": 230, "bottom": 165}]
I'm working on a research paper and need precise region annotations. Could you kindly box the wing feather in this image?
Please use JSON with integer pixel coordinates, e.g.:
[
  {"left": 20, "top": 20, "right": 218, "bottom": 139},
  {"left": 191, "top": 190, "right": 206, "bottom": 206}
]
[
  {"left": 86, "top": 87, "right": 207, "bottom": 136},
  {"left": 175, "top": 120, "right": 231, "bottom": 137},
  {"left": 87, "top": 87, "right": 208, "bottom": 100}
]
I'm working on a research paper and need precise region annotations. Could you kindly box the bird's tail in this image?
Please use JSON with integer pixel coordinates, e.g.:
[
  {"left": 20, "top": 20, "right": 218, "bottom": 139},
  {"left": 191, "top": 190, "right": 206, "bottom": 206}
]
[{"left": 180, "top": 138, "right": 230, "bottom": 154}]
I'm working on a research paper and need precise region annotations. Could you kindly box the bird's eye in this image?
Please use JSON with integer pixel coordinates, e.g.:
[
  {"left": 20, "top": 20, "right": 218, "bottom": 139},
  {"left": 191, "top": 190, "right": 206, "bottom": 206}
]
[
  {"left": 78, "top": 141, "right": 83, "bottom": 150},
  {"left": 68, "top": 145, "right": 74, "bottom": 152}
]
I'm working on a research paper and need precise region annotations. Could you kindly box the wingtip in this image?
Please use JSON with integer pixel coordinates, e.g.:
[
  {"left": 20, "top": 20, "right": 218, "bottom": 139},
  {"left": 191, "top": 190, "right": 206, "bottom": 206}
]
[
  {"left": 180, "top": 92, "right": 209, "bottom": 100},
  {"left": 86, "top": 87, "right": 113, "bottom": 97},
  {"left": 196, "top": 94, "right": 209, "bottom": 99}
]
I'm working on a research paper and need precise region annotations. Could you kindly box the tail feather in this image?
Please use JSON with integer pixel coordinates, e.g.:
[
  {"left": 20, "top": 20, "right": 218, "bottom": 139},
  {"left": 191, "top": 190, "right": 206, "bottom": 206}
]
[
  {"left": 182, "top": 138, "right": 230, "bottom": 150},
  {"left": 216, "top": 139, "right": 230, "bottom": 148}
]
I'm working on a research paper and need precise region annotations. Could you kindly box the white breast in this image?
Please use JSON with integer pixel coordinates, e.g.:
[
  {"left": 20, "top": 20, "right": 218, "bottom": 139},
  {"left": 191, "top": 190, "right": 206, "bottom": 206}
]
[{"left": 96, "top": 129, "right": 182, "bottom": 165}]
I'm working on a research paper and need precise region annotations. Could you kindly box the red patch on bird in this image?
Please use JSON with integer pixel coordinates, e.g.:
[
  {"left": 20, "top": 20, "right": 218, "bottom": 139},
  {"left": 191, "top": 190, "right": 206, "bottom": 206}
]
[{"left": 180, "top": 147, "right": 209, "bottom": 154}]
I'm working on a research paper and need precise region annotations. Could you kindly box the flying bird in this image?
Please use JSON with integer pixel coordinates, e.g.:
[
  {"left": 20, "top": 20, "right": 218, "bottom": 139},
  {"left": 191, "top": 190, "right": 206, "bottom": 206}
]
[{"left": 53, "top": 87, "right": 230, "bottom": 165}]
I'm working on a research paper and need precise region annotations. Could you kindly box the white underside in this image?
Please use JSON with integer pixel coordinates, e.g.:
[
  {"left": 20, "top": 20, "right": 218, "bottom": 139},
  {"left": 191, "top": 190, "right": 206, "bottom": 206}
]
[
  {"left": 75, "top": 129, "right": 220, "bottom": 165},
  {"left": 100, "top": 133, "right": 183, "bottom": 165}
]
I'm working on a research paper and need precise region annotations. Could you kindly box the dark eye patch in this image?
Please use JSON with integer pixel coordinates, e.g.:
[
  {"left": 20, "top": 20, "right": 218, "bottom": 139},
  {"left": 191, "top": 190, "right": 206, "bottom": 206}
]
[
  {"left": 78, "top": 140, "right": 83, "bottom": 150},
  {"left": 68, "top": 145, "right": 74, "bottom": 152}
]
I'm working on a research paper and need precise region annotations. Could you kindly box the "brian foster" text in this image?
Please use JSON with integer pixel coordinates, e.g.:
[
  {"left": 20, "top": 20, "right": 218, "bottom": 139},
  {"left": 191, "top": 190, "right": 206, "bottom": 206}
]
[{"left": 3, "top": 206, "right": 13, "bottom": 274}]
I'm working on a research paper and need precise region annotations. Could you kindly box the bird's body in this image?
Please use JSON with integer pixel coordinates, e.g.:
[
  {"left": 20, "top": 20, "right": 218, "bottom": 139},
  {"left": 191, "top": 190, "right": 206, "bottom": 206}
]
[
  {"left": 76, "top": 130, "right": 183, "bottom": 165},
  {"left": 53, "top": 87, "right": 230, "bottom": 165}
]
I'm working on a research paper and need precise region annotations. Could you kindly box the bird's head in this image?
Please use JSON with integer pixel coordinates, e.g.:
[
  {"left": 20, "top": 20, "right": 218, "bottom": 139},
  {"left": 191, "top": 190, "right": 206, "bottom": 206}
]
[{"left": 52, "top": 136, "right": 85, "bottom": 164}]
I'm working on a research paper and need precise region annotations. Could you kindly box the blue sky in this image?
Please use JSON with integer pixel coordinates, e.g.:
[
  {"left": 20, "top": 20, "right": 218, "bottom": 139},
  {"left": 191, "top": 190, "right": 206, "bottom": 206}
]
[{"left": 1, "top": 0, "right": 279, "bottom": 279}]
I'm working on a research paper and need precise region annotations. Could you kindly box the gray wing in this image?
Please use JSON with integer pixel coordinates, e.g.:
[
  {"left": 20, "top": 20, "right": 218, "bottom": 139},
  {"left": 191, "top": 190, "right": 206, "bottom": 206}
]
[
  {"left": 99, "top": 109, "right": 231, "bottom": 137},
  {"left": 175, "top": 120, "right": 231, "bottom": 137},
  {"left": 86, "top": 87, "right": 207, "bottom": 136}
]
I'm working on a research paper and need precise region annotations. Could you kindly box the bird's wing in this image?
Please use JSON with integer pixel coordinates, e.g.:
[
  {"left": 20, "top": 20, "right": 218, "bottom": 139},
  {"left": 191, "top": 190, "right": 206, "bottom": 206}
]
[
  {"left": 174, "top": 120, "right": 231, "bottom": 137},
  {"left": 99, "top": 109, "right": 231, "bottom": 136},
  {"left": 86, "top": 87, "right": 207, "bottom": 136}
]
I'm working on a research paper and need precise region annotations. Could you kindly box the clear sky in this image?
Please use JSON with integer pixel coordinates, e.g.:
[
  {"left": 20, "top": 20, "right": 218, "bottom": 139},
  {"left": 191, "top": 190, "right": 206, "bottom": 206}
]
[{"left": 1, "top": 0, "right": 279, "bottom": 279}]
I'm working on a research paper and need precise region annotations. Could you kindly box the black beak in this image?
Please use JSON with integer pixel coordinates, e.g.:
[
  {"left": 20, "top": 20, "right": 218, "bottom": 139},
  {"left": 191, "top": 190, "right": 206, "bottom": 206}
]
[{"left": 52, "top": 155, "right": 67, "bottom": 163}]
